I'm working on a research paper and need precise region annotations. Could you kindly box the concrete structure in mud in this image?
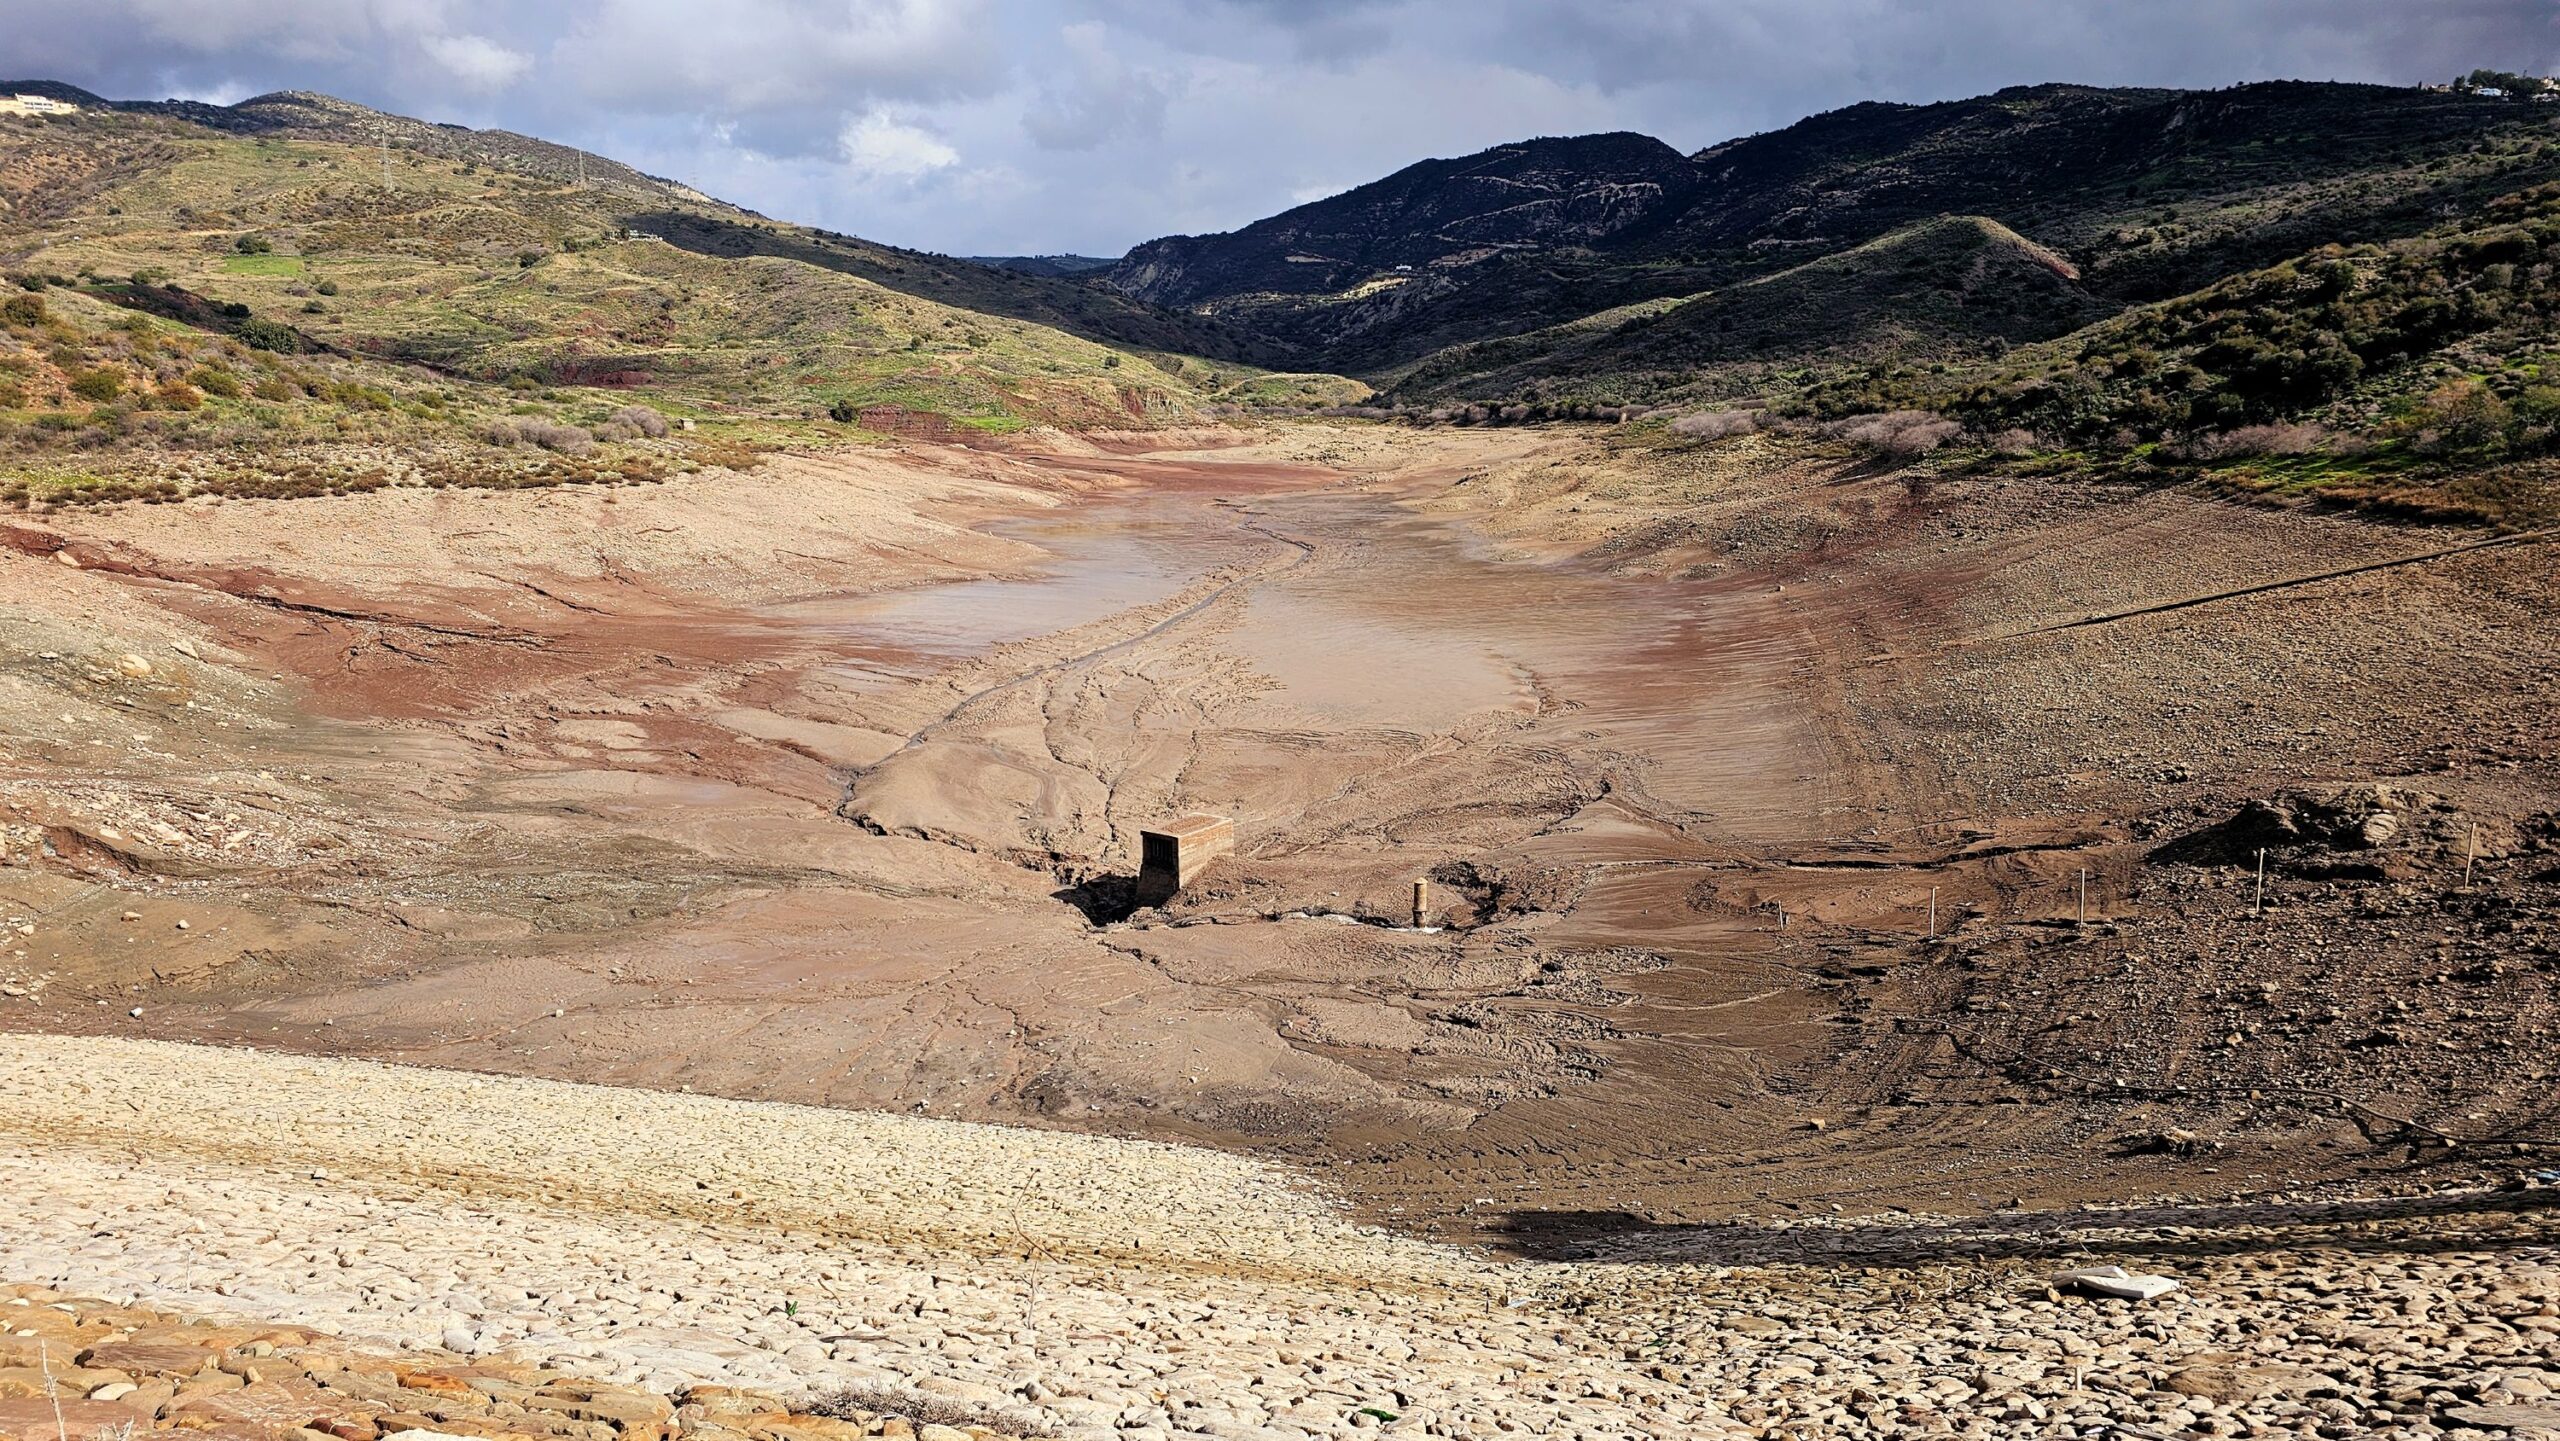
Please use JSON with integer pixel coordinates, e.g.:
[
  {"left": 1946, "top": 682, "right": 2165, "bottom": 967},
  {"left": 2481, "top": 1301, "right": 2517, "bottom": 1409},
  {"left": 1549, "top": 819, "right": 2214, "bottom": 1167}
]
[{"left": 1136, "top": 814, "right": 1234, "bottom": 905}]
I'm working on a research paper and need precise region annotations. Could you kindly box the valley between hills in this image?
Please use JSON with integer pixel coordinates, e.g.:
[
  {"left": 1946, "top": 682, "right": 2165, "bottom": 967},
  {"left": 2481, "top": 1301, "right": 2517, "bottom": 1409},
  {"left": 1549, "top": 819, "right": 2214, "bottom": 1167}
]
[{"left": 1, "top": 71, "right": 2558, "bottom": 1441}]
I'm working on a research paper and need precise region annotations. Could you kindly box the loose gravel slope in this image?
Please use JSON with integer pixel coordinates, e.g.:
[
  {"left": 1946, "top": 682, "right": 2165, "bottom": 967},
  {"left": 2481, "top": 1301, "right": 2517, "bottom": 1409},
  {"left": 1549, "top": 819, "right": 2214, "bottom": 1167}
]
[{"left": 9, "top": 1034, "right": 2560, "bottom": 1441}]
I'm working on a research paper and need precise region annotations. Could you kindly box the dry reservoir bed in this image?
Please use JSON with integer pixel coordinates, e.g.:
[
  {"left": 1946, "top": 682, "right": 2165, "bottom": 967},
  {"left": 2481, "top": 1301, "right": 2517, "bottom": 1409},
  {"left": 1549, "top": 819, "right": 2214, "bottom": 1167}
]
[
  {"left": 2, "top": 423, "right": 2559, "bottom": 1437},
  {"left": 8, "top": 1033, "right": 2560, "bottom": 1441}
]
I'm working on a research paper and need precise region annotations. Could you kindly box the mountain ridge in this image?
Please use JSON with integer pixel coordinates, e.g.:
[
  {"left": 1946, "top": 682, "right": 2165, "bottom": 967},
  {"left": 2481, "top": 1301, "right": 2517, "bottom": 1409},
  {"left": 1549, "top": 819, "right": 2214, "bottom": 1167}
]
[{"left": 1096, "top": 80, "right": 2560, "bottom": 376}]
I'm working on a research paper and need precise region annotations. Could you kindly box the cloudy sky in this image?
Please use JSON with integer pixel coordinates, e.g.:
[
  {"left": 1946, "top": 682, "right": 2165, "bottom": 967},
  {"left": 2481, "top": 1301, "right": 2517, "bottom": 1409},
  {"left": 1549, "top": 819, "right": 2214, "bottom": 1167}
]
[{"left": 9, "top": 1, "right": 2557, "bottom": 255}]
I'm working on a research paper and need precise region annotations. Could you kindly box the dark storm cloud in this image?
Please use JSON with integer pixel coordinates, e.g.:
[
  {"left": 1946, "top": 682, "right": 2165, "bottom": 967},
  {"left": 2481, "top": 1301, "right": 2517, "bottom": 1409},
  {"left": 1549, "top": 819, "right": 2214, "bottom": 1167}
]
[{"left": 6, "top": 0, "right": 2555, "bottom": 254}]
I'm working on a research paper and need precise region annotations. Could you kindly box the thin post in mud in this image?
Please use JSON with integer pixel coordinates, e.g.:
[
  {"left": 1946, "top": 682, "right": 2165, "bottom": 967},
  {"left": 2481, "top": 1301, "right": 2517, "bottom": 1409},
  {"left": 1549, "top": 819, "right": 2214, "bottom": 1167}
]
[
  {"left": 2077, "top": 869, "right": 2088, "bottom": 925},
  {"left": 1927, "top": 886, "right": 1938, "bottom": 940},
  {"left": 1412, "top": 878, "right": 1430, "bottom": 928},
  {"left": 2465, "top": 824, "right": 2479, "bottom": 886},
  {"left": 2255, "top": 848, "right": 2268, "bottom": 916}
]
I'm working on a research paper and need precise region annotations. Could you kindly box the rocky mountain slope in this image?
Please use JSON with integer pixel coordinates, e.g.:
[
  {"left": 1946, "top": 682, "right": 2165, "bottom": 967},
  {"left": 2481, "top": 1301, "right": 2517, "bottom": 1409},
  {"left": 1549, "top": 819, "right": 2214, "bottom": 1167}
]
[
  {"left": 1109, "top": 131, "right": 1694, "bottom": 309},
  {"left": 1393, "top": 214, "right": 2106, "bottom": 405},
  {"left": 1097, "top": 81, "right": 2560, "bottom": 377}
]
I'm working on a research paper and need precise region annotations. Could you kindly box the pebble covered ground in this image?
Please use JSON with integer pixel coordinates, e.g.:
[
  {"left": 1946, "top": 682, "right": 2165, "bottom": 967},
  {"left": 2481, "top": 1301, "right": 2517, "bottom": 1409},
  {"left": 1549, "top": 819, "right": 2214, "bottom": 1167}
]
[{"left": 7, "top": 1035, "right": 2560, "bottom": 1440}]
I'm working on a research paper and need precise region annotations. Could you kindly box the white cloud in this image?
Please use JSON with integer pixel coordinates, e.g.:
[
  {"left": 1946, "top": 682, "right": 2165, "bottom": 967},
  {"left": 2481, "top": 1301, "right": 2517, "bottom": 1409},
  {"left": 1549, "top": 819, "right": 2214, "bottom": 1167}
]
[
  {"left": 839, "top": 109, "right": 961, "bottom": 181},
  {"left": 422, "top": 33, "right": 531, "bottom": 90},
  {"left": 9, "top": 0, "right": 2557, "bottom": 254},
  {"left": 554, "top": 0, "right": 1000, "bottom": 156},
  {"left": 1024, "top": 21, "right": 1170, "bottom": 151}
]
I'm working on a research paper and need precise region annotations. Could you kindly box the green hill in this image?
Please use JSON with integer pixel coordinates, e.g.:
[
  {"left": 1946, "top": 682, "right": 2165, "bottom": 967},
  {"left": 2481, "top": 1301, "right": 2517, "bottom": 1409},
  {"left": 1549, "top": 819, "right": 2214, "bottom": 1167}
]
[
  {"left": 1392, "top": 216, "right": 2107, "bottom": 406},
  {"left": 0, "top": 88, "right": 1280, "bottom": 507}
]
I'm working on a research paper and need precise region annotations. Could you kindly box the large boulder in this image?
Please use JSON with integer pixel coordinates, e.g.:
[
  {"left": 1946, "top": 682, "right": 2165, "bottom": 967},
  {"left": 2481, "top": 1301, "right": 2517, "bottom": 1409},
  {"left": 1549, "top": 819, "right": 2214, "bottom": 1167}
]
[{"left": 2151, "top": 783, "right": 2462, "bottom": 879}]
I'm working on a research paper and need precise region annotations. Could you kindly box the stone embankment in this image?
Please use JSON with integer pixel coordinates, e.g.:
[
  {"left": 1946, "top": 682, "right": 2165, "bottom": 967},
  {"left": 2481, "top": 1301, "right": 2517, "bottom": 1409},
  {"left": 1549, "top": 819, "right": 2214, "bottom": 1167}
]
[{"left": 6, "top": 1034, "right": 2560, "bottom": 1440}]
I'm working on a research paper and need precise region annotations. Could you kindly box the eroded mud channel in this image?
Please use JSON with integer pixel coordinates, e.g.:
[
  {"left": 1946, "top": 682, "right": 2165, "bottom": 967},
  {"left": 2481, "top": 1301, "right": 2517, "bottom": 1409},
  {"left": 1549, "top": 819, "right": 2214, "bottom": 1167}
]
[{"left": 6, "top": 430, "right": 2555, "bottom": 1250}]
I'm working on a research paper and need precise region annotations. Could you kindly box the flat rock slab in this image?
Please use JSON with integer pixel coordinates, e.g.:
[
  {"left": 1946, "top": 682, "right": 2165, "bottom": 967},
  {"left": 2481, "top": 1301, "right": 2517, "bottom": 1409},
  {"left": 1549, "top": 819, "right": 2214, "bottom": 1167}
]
[
  {"left": 2059, "top": 1265, "right": 2182, "bottom": 1301},
  {"left": 2447, "top": 1402, "right": 2560, "bottom": 1431},
  {"left": 82, "top": 1340, "right": 227, "bottom": 1374}
]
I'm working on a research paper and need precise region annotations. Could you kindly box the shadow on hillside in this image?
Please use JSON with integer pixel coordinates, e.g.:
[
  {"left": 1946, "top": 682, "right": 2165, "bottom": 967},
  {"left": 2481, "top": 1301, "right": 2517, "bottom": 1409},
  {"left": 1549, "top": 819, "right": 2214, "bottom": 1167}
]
[{"left": 1488, "top": 1187, "right": 2560, "bottom": 1266}]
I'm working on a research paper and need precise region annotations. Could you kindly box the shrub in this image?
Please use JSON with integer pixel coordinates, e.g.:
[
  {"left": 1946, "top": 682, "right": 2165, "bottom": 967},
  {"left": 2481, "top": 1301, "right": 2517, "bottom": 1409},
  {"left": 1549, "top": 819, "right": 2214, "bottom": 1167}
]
[
  {"left": 1669, "top": 409, "right": 1759, "bottom": 441},
  {"left": 157, "top": 380, "right": 204, "bottom": 411},
  {"left": 2180, "top": 422, "right": 2337, "bottom": 460},
  {"left": 233, "top": 234, "right": 273, "bottom": 255},
  {"left": 486, "top": 417, "right": 594, "bottom": 454},
  {"left": 1, "top": 293, "right": 44, "bottom": 328},
  {"left": 593, "top": 404, "right": 670, "bottom": 441},
  {"left": 828, "top": 398, "right": 859, "bottom": 423},
  {"left": 235, "top": 318, "right": 299, "bottom": 353},
  {"left": 2403, "top": 377, "right": 2512, "bottom": 455},
  {"left": 314, "top": 280, "right": 338, "bottom": 296},
  {"left": 189, "top": 367, "right": 243, "bottom": 398},
  {"left": 68, "top": 367, "right": 125, "bottom": 402},
  {"left": 1835, "top": 409, "right": 1961, "bottom": 457}
]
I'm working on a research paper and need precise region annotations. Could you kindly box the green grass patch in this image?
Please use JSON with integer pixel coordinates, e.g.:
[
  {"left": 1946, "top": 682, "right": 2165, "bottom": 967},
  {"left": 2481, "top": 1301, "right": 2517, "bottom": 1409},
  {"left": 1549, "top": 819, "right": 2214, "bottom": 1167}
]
[{"left": 220, "top": 254, "right": 306, "bottom": 277}]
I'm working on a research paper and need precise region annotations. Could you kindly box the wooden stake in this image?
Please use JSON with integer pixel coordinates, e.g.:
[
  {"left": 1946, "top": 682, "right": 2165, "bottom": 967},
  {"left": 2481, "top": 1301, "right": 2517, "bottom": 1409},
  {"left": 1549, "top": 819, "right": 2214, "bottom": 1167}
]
[
  {"left": 1412, "top": 878, "right": 1429, "bottom": 929},
  {"left": 2077, "top": 868, "right": 2088, "bottom": 925},
  {"left": 1927, "top": 886, "right": 1939, "bottom": 940},
  {"left": 2254, "top": 848, "right": 2267, "bottom": 916},
  {"left": 2465, "top": 824, "right": 2479, "bottom": 887}
]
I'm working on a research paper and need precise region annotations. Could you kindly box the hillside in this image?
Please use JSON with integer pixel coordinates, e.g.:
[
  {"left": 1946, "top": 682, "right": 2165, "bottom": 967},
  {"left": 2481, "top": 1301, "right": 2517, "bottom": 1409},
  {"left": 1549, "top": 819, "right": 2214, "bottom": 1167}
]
[
  {"left": 1110, "top": 131, "right": 1694, "bottom": 309},
  {"left": 967, "top": 253, "right": 1118, "bottom": 277},
  {"left": 1104, "top": 82, "right": 2560, "bottom": 375},
  {"left": 1780, "top": 180, "right": 2560, "bottom": 525},
  {"left": 1393, "top": 215, "right": 2107, "bottom": 406},
  {"left": 0, "top": 87, "right": 1268, "bottom": 507}
]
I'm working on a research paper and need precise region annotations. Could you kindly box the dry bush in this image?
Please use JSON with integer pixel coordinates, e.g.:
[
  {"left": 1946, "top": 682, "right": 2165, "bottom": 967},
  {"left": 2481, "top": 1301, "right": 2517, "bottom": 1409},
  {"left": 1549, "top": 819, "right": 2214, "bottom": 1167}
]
[
  {"left": 593, "top": 404, "right": 670, "bottom": 441},
  {"left": 1984, "top": 428, "right": 2043, "bottom": 456},
  {"left": 2178, "top": 422, "right": 2340, "bottom": 461},
  {"left": 1669, "top": 408, "right": 1759, "bottom": 441},
  {"left": 1833, "top": 409, "right": 1961, "bottom": 457},
  {"left": 485, "top": 417, "right": 596, "bottom": 455}
]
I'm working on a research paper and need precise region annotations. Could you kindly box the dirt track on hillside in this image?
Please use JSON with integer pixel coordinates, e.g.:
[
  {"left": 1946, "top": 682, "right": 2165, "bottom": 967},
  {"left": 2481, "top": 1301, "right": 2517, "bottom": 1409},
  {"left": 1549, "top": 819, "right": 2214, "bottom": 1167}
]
[{"left": 1, "top": 424, "right": 2553, "bottom": 1246}]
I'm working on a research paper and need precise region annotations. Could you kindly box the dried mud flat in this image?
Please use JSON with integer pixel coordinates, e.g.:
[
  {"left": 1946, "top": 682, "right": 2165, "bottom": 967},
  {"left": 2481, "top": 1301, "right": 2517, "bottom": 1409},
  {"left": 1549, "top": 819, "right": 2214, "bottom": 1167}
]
[
  {"left": 1, "top": 421, "right": 2558, "bottom": 1434},
  {"left": 10, "top": 1033, "right": 2560, "bottom": 1441}
]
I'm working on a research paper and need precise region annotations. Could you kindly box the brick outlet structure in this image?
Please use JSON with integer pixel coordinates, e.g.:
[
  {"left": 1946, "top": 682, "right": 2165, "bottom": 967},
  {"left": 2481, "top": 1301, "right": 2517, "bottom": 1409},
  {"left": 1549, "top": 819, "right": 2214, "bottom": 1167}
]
[{"left": 1136, "top": 814, "right": 1235, "bottom": 905}]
